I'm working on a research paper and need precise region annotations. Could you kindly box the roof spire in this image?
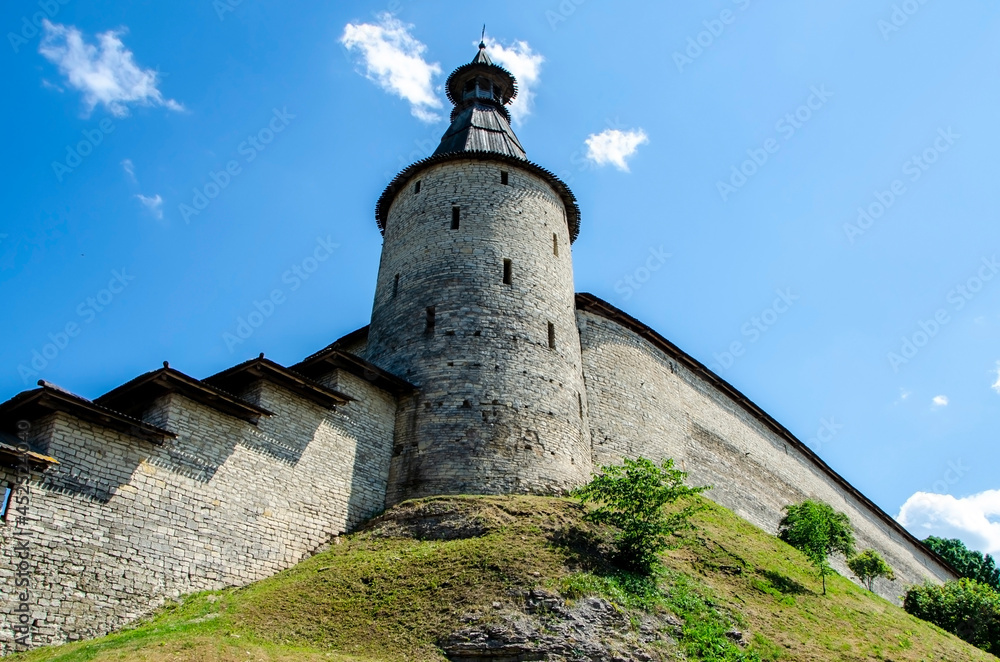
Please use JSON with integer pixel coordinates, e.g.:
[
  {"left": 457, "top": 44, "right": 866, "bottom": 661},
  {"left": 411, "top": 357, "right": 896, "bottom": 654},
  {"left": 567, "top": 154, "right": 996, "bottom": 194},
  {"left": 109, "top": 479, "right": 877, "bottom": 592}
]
[
  {"left": 434, "top": 37, "right": 525, "bottom": 159},
  {"left": 472, "top": 34, "right": 493, "bottom": 66}
]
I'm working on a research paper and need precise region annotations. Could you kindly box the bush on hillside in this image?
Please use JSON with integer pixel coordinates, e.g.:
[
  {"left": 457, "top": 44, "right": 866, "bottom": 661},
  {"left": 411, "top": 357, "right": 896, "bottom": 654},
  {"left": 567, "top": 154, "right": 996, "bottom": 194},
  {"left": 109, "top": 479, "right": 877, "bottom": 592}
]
[
  {"left": 903, "top": 578, "right": 1000, "bottom": 655},
  {"left": 572, "top": 457, "right": 708, "bottom": 574}
]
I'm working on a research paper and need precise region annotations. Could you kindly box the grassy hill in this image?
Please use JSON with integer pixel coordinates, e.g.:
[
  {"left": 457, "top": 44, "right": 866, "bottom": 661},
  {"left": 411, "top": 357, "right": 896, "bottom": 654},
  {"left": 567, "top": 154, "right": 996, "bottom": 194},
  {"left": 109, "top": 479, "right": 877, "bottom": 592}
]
[{"left": 11, "top": 495, "right": 996, "bottom": 661}]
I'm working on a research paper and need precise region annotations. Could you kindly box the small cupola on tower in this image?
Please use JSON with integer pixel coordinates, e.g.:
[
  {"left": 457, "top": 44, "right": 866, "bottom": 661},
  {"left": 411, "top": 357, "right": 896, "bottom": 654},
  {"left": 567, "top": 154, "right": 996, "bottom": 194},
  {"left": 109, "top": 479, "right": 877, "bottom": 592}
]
[{"left": 434, "top": 40, "right": 526, "bottom": 159}]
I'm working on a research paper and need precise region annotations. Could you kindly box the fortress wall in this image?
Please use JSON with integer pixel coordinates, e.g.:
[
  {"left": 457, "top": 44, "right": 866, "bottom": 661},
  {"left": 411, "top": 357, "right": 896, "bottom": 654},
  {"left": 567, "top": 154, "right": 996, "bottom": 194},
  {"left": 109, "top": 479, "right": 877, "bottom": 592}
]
[
  {"left": 310, "top": 368, "right": 397, "bottom": 526},
  {"left": 0, "top": 413, "right": 162, "bottom": 650},
  {"left": 578, "top": 309, "right": 955, "bottom": 601},
  {"left": 0, "top": 378, "right": 397, "bottom": 651}
]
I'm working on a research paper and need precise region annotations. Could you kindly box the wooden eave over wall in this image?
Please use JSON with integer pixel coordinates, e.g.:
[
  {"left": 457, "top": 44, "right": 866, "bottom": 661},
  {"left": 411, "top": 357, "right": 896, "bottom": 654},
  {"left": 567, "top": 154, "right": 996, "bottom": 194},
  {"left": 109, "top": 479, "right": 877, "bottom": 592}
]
[
  {"left": 205, "top": 358, "right": 352, "bottom": 409},
  {"left": 292, "top": 349, "right": 415, "bottom": 396},
  {"left": 0, "top": 384, "right": 174, "bottom": 445},
  {"left": 0, "top": 440, "right": 58, "bottom": 469},
  {"left": 96, "top": 367, "right": 273, "bottom": 425}
]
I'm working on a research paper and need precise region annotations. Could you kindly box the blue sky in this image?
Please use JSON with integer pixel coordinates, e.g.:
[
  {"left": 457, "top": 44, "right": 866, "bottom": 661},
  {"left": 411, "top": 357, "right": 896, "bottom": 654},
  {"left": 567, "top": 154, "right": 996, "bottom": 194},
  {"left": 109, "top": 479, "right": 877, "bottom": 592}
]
[{"left": 2, "top": 0, "right": 999, "bottom": 556}]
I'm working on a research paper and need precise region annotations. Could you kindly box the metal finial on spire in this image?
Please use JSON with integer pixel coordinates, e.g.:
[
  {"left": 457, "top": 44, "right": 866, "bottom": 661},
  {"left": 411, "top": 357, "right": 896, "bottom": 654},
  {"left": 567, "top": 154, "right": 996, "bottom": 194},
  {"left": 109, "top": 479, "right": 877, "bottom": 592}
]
[{"left": 480, "top": 24, "right": 486, "bottom": 49}]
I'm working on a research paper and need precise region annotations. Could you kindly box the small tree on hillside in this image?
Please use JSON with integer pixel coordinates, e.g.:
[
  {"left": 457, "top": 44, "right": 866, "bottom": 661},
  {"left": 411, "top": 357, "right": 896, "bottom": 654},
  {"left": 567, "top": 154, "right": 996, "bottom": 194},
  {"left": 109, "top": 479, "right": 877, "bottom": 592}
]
[
  {"left": 572, "top": 457, "right": 708, "bottom": 574},
  {"left": 778, "top": 499, "right": 855, "bottom": 595},
  {"left": 847, "top": 549, "right": 896, "bottom": 592}
]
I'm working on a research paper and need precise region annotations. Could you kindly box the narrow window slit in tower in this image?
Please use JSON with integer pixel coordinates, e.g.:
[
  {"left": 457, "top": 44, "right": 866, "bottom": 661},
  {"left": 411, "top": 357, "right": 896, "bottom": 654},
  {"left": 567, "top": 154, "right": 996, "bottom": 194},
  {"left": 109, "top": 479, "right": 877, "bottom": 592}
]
[
  {"left": 426, "top": 306, "right": 436, "bottom": 334},
  {"left": 553, "top": 233, "right": 559, "bottom": 256},
  {"left": 451, "top": 206, "right": 460, "bottom": 229},
  {"left": 414, "top": 180, "right": 421, "bottom": 194},
  {"left": 501, "top": 171, "right": 508, "bottom": 185},
  {"left": 578, "top": 393, "right": 583, "bottom": 418},
  {"left": 548, "top": 322, "right": 556, "bottom": 349},
  {"left": 503, "top": 259, "right": 512, "bottom": 285},
  {"left": 393, "top": 273, "right": 399, "bottom": 298}
]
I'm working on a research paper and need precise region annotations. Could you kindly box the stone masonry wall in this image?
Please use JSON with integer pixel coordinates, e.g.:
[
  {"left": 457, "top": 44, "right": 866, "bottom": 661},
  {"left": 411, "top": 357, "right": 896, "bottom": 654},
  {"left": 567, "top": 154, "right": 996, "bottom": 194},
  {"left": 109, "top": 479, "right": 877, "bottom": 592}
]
[
  {"left": 367, "top": 160, "right": 592, "bottom": 503},
  {"left": 0, "top": 371, "right": 395, "bottom": 652},
  {"left": 577, "top": 309, "right": 955, "bottom": 602},
  {"left": 310, "top": 369, "right": 398, "bottom": 523}
]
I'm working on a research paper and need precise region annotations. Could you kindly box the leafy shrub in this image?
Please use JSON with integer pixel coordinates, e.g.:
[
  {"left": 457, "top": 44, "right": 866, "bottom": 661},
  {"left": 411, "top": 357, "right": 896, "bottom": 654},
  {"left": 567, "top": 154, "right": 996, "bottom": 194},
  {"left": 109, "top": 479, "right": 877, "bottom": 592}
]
[
  {"left": 572, "top": 457, "right": 708, "bottom": 574},
  {"left": 847, "top": 549, "right": 896, "bottom": 592},
  {"left": 777, "top": 500, "right": 855, "bottom": 595},
  {"left": 903, "top": 578, "right": 1000, "bottom": 655}
]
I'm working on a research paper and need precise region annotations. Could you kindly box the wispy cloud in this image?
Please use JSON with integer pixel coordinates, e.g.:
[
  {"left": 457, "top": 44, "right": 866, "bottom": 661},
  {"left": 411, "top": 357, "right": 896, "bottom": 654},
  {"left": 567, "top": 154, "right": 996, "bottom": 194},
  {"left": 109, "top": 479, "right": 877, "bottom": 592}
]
[
  {"left": 340, "top": 13, "right": 442, "bottom": 123},
  {"left": 932, "top": 395, "right": 949, "bottom": 407},
  {"left": 122, "top": 158, "right": 136, "bottom": 182},
  {"left": 136, "top": 193, "right": 163, "bottom": 220},
  {"left": 898, "top": 489, "right": 1000, "bottom": 556},
  {"left": 482, "top": 38, "right": 543, "bottom": 126},
  {"left": 992, "top": 361, "right": 1000, "bottom": 395},
  {"left": 39, "top": 20, "right": 183, "bottom": 118},
  {"left": 585, "top": 128, "right": 649, "bottom": 172}
]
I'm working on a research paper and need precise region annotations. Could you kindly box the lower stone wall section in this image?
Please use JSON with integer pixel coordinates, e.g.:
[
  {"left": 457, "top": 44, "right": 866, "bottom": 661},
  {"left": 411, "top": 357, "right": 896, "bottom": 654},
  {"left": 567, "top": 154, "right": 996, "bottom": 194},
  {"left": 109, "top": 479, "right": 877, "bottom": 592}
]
[
  {"left": 577, "top": 309, "right": 955, "bottom": 602},
  {"left": 0, "top": 372, "right": 395, "bottom": 652}
]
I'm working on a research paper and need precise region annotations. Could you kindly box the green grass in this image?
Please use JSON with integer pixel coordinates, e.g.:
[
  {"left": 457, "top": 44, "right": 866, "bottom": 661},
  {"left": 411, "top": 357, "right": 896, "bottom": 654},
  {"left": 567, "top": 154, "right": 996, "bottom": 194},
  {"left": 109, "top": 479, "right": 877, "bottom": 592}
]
[{"left": 9, "top": 495, "right": 998, "bottom": 662}]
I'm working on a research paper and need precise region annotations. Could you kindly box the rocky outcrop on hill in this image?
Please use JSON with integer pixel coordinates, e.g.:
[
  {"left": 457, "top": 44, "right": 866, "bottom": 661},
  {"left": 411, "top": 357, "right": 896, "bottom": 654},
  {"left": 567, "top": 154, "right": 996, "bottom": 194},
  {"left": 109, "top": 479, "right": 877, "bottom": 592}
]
[{"left": 441, "top": 588, "right": 681, "bottom": 662}]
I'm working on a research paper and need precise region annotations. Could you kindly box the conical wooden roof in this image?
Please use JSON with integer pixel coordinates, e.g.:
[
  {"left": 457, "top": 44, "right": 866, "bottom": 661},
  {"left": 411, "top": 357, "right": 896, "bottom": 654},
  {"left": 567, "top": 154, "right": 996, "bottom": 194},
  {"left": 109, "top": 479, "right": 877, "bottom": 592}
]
[{"left": 435, "top": 42, "right": 523, "bottom": 158}]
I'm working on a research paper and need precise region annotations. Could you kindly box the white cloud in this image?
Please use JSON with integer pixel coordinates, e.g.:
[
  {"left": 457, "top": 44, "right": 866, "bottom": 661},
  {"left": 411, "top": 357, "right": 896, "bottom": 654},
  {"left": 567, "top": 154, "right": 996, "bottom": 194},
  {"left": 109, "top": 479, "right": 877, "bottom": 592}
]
[
  {"left": 122, "top": 159, "right": 136, "bottom": 182},
  {"left": 898, "top": 489, "right": 1000, "bottom": 556},
  {"left": 136, "top": 194, "right": 163, "bottom": 220},
  {"left": 39, "top": 20, "right": 183, "bottom": 118},
  {"left": 992, "top": 361, "right": 1000, "bottom": 395},
  {"left": 932, "top": 395, "right": 949, "bottom": 407},
  {"left": 482, "top": 38, "right": 544, "bottom": 126},
  {"left": 584, "top": 128, "right": 649, "bottom": 172},
  {"left": 340, "top": 13, "right": 442, "bottom": 123}
]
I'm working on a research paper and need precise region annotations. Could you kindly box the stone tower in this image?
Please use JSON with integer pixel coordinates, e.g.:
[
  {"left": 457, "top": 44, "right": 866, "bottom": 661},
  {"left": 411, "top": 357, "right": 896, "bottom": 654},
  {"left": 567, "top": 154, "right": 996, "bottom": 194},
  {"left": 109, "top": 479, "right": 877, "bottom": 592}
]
[{"left": 367, "top": 41, "right": 592, "bottom": 504}]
